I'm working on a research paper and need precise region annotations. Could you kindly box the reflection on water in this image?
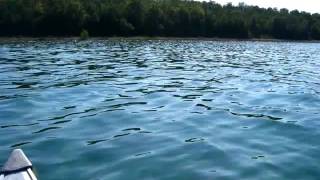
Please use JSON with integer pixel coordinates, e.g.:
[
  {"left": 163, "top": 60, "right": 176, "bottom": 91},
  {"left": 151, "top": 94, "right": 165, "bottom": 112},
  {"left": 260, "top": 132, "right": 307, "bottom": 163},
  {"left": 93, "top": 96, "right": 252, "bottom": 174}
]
[{"left": 1, "top": 40, "right": 320, "bottom": 180}]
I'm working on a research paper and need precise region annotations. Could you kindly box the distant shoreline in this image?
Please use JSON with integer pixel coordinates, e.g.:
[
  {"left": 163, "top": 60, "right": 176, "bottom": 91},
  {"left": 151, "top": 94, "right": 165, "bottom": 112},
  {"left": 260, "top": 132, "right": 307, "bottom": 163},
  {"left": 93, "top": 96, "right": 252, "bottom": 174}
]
[
  {"left": 0, "top": 36, "right": 319, "bottom": 43},
  {"left": 2, "top": 0, "right": 320, "bottom": 41}
]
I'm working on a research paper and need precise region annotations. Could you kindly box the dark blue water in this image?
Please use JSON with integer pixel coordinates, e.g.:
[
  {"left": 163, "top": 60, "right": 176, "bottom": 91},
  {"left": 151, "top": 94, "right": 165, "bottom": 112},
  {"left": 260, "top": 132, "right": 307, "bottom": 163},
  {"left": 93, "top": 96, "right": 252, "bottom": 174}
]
[{"left": 0, "top": 40, "right": 320, "bottom": 180}]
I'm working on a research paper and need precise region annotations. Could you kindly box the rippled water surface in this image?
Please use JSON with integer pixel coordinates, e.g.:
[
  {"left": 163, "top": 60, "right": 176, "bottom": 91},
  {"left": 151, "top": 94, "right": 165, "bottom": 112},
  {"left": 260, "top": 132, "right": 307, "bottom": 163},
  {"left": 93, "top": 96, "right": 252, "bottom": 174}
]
[{"left": 1, "top": 40, "right": 320, "bottom": 180}]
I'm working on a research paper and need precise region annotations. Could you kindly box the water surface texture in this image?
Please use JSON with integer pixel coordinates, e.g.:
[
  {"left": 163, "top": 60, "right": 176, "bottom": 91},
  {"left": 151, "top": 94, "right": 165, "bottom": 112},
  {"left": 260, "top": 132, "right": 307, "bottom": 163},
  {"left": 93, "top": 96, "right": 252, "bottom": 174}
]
[{"left": 1, "top": 40, "right": 320, "bottom": 180}]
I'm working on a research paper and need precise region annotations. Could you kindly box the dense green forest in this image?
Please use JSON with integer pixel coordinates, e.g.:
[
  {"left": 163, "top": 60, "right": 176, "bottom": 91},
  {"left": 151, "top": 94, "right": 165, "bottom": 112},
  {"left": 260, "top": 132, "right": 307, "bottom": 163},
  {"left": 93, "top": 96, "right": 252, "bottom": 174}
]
[{"left": 1, "top": 0, "right": 320, "bottom": 39}]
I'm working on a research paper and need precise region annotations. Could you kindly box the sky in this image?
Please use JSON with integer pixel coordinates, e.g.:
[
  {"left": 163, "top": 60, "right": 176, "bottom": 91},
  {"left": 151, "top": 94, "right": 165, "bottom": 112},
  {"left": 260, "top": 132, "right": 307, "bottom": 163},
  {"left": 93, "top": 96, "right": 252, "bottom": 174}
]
[{"left": 201, "top": 0, "right": 320, "bottom": 14}]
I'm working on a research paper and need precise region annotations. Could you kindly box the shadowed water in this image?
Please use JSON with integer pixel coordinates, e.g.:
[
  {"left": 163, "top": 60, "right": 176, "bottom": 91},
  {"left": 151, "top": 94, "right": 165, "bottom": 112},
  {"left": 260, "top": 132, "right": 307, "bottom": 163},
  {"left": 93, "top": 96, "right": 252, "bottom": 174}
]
[{"left": 0, "top": 40, "right": 320, "bottom": 180}]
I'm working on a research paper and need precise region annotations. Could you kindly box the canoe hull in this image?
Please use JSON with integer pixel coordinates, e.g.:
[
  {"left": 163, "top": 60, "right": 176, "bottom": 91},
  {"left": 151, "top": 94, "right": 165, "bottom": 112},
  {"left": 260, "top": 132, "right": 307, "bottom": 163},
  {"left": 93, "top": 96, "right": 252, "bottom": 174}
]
[{"left": 1, "top": 149, "right": 37, "bottom": 180}]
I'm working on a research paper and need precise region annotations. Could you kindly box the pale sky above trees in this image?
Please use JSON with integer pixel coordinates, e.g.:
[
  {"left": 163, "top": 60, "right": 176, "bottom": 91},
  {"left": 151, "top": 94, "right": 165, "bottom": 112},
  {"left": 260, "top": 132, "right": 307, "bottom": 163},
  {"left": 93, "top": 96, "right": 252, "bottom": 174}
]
[{"left": 202, "top": 0, "right": 319, "bottom": 13}]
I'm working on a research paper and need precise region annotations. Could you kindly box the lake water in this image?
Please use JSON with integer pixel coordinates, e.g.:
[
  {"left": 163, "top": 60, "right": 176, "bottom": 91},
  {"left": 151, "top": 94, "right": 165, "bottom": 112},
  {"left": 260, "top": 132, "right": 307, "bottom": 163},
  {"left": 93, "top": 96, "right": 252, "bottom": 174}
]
[{"left": 0, "top": 40, "right": 320, "bottom": 180}]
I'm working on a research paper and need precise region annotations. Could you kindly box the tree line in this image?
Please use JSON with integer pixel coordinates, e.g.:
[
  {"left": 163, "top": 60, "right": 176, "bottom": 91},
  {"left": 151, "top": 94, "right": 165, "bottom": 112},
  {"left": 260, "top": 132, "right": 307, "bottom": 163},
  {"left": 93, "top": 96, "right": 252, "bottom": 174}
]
[{"left": 0, "top": 0, "right": 320, "bottom": 40}]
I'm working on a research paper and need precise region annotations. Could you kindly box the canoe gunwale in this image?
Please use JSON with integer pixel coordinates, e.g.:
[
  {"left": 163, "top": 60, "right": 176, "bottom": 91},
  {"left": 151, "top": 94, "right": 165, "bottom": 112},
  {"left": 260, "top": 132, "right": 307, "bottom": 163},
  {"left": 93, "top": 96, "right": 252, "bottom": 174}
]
[{"left": 1, "top": 166, "right": 33, "bottom": 175}]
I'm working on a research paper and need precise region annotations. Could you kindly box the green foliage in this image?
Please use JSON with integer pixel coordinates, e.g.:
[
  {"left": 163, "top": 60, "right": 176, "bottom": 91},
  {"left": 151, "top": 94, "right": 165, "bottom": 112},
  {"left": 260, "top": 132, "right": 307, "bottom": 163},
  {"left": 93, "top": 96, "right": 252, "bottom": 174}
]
[
  {"left": 145, "top": 5, "right": 165, "bottom": 36},
  {"left": 0, "top": 0, "right": 319, "bottom": 40},
  {"left": 80, "top": 29, "right": 89, "bottom": 40},
  {"left": 311, "top": 23, "right": 320, "bottom": 40}
]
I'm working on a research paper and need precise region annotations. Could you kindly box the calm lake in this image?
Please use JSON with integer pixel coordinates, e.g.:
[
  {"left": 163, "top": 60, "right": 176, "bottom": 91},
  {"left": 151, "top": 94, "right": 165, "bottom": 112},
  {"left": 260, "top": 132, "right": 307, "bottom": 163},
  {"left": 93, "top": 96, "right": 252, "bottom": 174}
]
[{"left": 0, "top": 40, "right": 320, "bottom": 180}]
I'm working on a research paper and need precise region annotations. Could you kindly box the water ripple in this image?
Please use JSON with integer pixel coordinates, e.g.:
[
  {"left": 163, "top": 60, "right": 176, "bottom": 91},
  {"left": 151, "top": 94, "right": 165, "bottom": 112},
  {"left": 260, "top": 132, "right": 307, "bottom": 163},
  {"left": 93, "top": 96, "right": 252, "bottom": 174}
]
[{"left": 1, "top": 40, "right": 320, "bottom": 180}]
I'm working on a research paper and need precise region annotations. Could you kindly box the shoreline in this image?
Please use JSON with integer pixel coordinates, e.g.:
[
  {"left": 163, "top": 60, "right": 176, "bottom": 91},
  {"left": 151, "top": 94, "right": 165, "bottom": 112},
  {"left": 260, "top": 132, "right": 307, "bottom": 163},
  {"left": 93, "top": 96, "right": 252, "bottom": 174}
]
[{"left": 0, "top": 36, "right": 319, "bottom": 43}]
